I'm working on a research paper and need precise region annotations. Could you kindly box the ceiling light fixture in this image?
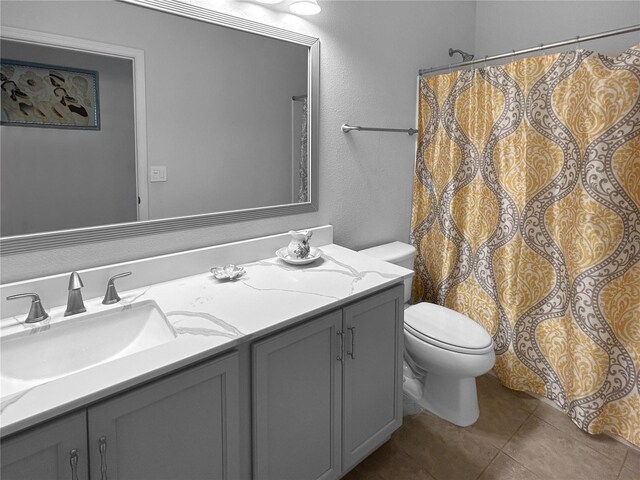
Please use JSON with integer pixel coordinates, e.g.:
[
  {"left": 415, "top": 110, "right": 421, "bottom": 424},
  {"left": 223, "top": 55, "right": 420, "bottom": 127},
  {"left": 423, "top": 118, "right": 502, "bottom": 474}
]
[{"left": 289, "top": 0, "right": 321, "bottom": 16}]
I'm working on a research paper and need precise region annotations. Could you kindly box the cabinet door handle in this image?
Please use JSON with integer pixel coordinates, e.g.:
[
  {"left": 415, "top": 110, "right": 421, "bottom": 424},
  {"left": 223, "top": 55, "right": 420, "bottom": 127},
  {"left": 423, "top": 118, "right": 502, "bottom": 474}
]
[
  {"left": 69, "top": 448, "right": 79, "bottom": 480},
  {"left": 99, "top": 436, "right": 108, "bottom": 480},
  {"left": 348, "top": 326, "right": 356, "bottom": 359},
  {"left": 336, "top": 330, "right": 345, "bottom": 364}
]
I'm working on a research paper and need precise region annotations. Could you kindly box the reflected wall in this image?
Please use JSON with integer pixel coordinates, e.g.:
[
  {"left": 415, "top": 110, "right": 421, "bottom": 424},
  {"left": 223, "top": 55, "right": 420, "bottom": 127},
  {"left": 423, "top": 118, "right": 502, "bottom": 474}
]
[{"left": 1, "top": 0, "right": 309, "bottom": 237}]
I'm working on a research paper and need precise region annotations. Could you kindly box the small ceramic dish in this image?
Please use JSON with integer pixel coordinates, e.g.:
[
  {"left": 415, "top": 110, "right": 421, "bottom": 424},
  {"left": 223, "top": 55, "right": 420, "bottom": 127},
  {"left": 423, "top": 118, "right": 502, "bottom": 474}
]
[
  {"left": 210, "top": 264, "right": 245, "bottom": 280},
  {"left": 275, "top": 247, "right": 322, "bottom": 265}
]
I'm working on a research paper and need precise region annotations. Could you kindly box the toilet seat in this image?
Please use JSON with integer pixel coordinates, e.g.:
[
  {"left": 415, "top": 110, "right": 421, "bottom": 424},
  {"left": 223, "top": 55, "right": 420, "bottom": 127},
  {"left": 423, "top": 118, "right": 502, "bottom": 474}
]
[{"left": 405, "top": 303, "right": 494, "bottom": 355}]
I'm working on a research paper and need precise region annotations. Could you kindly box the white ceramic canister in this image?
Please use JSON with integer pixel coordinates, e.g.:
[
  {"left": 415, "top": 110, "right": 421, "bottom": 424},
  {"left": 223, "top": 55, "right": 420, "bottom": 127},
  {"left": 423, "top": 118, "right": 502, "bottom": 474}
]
[{"left": 287, "top": 230, "right": 312, "bottom": 258}]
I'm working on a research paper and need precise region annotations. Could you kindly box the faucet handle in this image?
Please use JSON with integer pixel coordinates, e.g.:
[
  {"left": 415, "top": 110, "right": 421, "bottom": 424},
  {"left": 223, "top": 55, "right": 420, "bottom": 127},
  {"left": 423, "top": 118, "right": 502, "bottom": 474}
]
[
  {"left": 6, "top": 293, "right": 49, "bottom": 323},
  {"left": 102, "top": 272, "right": 132, "bottom": 305}
]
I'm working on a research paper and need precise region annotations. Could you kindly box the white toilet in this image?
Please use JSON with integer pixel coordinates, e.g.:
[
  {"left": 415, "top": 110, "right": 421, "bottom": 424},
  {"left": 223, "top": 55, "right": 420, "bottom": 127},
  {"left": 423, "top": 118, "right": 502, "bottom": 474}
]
[{"left": 360, "top": 241, "right": 495, "bottom": 427}]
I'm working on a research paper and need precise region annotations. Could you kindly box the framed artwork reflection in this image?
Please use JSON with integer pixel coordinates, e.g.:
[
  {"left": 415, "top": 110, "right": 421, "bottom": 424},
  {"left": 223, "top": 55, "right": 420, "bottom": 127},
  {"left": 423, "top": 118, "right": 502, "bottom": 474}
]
[{"left": 1, "top": 59, "right": 100, "bottom": 129}]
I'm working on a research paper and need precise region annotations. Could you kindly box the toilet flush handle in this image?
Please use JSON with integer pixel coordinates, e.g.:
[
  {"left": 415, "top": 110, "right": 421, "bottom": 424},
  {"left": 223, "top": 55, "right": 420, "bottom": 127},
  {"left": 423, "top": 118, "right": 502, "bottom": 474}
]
[{"left": 347, "top": 326, "right": 356, "bottom": 360}]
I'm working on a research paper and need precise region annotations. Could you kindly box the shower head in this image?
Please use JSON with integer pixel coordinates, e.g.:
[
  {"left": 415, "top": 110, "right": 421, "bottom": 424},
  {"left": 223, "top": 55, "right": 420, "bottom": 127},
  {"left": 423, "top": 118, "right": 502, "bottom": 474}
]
[{"left": 449, "top": 48, "right": 474, "bottom": 62}]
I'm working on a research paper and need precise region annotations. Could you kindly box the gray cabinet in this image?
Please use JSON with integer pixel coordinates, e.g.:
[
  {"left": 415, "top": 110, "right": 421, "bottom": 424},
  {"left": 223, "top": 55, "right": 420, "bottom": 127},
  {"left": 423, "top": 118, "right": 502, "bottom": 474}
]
[
  {"left": 252, "top": 285, "right": 403, "bottom": 480},
  {"left": 253, "top": 310, "right": 343, "bottom": 480},
  {"left": 342, "top": 286, "right": 403, "bottom": 471},
  {"left": 1, "top": 411, "right": 88, "bottom": 480},
  {"left": 88, "top": 352, "right": 240, "bottom": 480},
  {"left": 1, "top": 352, "right": 240, "bottom": 480}
]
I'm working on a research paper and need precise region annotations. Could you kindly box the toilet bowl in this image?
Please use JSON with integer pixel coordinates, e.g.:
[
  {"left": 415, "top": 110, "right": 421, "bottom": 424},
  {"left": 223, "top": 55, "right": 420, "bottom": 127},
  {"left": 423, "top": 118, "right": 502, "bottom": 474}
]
[{"left": 359, "top": 242, "right": 495, "bottom": 427}]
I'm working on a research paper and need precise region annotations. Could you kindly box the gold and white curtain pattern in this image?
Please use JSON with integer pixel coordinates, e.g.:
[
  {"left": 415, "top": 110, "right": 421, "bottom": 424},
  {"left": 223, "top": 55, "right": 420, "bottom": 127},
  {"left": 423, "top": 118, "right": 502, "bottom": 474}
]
[{"left": 410, "top": 45, "right": 640, "bottom": 446}]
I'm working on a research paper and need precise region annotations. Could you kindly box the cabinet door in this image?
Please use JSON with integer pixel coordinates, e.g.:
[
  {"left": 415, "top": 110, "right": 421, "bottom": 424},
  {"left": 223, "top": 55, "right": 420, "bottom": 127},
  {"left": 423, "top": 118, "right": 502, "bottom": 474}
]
[
  {"left": 1, "top": 411, "right": 88, "bottom": 480},
  {"left": 253, "top": 311, "right": 342, "bottom": 480},
  {"left": 88, "top": 352, "right": 240, "bottom": 480},
  {"left": 342, "top": 285, "right": 403, "bottom": 471}
]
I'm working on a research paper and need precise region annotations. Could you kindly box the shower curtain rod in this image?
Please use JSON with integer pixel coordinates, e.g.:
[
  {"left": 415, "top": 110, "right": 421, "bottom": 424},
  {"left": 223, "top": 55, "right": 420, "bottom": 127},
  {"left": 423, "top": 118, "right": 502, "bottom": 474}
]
[{"left": 419, "top": 24, "right": 640, "bottom": 76}]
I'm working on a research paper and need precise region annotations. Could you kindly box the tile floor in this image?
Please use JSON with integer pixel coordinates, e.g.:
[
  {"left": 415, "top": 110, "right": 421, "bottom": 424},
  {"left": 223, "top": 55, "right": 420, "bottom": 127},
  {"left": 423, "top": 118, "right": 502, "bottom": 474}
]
[{"left": 343, "top": 374, "right": 640, "bottom": 480}]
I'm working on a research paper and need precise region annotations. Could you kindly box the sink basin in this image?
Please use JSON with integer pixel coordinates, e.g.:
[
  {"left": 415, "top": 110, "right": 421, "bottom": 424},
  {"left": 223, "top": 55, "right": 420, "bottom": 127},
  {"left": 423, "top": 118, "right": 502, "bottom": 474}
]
[{"left": 1, "top": 300, "right": 177, "bottom": 397}]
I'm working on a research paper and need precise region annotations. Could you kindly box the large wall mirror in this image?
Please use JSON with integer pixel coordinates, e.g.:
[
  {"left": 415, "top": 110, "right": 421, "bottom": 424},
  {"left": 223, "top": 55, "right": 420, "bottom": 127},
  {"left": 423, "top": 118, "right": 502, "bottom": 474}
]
[{"left": 0, "top": 0, "right": 319, "bottom": 255}]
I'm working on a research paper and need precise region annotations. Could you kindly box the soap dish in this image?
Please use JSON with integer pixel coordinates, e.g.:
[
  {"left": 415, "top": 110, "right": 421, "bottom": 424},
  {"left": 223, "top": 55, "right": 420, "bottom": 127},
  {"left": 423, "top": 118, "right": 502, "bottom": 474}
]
[
  {"left": 210, "top": 264, "right": 245, "bottom": 280},
  {"left": 276, "top": 247, "right": 322, "bottom": 265}
]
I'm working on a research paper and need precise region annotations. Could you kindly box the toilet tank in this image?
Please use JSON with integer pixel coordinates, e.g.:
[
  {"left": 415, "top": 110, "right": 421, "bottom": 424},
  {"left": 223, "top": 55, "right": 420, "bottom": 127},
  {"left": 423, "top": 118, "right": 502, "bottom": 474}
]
[{"left": 359, "top": 241, "right": 416, "bottom": 303}]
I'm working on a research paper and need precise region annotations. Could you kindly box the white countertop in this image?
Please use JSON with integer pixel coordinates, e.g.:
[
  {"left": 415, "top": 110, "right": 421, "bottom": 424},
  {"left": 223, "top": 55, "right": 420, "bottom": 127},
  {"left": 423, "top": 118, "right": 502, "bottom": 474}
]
[{"left": 0, "top": 244, "right": 412, "bottom": 437}]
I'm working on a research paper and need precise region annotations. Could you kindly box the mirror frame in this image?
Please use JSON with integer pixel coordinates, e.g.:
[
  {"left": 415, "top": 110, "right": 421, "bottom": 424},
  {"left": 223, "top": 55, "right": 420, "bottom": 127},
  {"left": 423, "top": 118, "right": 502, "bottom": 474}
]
[{"left": 0, "top": 0, "right": 319, "bottom": 256}]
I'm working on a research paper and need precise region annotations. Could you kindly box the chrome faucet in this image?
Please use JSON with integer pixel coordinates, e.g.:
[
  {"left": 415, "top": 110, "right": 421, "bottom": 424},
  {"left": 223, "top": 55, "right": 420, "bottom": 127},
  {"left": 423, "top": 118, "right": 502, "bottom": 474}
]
[
  {"left": 6, "top": 293, "right": 49, "bottom": 323},
  {"left": 64, "top": 271, "right": 86, "bottom": 316},
  {"left": 102, "top": 272, "right": 132, "bottom": 304}
]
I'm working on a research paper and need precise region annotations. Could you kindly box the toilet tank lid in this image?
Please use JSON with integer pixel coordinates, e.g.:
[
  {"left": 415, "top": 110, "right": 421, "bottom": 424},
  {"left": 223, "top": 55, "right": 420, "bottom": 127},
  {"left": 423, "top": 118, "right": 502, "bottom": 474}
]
[{"left": 359, "top": 241, "right": 416, "bottom": 264}]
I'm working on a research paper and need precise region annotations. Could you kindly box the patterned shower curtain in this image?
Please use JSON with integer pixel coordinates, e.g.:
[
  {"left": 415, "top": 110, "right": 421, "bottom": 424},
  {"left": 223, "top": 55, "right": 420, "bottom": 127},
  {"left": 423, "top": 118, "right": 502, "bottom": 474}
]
[
  {"left": 297, "top": 98, "right": 309, "bottom": 203},
  {"left": 410, "top": 45, "right": 640, "bottom": 446}
]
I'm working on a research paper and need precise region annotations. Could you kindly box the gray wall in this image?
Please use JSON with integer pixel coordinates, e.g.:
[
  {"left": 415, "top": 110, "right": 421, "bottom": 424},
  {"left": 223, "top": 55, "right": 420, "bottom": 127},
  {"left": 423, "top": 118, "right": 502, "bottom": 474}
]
[
  {"left": 1, "top": 40, "right": 137, "bottom": 236},
  {"left": 3, "top": 0, "right": 637, "bottom": 283},
  {"left": 134, "top": 7, "right": 308, "bottom": 219},
  {"left": 475, "top": 1, "right": 640, "bottom": 55}
]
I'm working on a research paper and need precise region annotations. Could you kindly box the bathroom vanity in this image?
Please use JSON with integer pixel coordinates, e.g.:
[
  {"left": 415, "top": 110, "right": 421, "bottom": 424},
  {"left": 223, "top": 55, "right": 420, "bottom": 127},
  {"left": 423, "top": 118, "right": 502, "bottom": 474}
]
[
  {"left": 2, "top": 353, "right": 240, "bottom": 480},
  {"left": 0, "top": 226, "right": 412, "bottom": 480}
]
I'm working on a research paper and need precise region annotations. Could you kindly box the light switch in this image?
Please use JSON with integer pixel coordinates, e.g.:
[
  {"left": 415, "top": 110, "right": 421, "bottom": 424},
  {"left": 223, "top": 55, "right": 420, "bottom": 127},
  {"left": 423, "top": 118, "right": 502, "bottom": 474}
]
[{"left": 150, "top": 166, "right": 167, "bottom": 182}]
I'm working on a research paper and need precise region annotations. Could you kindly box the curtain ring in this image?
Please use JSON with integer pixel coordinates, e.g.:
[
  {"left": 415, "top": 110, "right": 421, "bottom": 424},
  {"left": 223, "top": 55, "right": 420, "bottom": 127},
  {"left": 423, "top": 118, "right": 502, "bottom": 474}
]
[
  {"left": 512, "top": 49, "right": 517, "bottom": 63},
  {"left": 576, "top": 35, "right": 581, "bottom": 51},
  {"left": 539, "top": 43, "right": 544, "bottom": 52},
  {"left": 484, "top": 55, "right": 489, "bottom": 69}
]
